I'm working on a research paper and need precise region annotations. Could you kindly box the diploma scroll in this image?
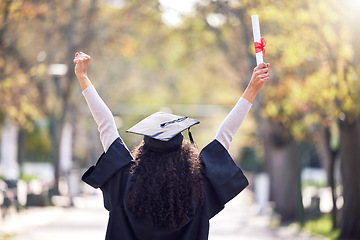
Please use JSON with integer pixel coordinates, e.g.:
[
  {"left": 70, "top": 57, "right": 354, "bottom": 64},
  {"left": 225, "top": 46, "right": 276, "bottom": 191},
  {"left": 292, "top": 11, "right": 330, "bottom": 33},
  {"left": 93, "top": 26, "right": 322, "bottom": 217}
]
[{"left": 251, "top": 15, "right": 265, "bottom": 65}]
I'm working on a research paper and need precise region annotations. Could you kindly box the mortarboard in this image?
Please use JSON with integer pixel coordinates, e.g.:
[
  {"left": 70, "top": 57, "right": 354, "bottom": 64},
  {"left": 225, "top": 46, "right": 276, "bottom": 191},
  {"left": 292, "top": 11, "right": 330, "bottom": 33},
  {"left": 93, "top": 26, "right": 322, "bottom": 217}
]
[{"left": 126, "top": 112, "right": 200, "bottom": 152}]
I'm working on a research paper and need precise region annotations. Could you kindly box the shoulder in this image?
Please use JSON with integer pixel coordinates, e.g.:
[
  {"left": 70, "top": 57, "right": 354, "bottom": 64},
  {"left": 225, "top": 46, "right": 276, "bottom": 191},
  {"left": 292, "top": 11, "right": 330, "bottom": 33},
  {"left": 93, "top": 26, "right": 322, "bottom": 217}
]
[
  {"left": 200, "top": 139, "right": 248, "bottom": 207},
  {"left": 82, "top": 137, "right": 134, "bottom": 189}
]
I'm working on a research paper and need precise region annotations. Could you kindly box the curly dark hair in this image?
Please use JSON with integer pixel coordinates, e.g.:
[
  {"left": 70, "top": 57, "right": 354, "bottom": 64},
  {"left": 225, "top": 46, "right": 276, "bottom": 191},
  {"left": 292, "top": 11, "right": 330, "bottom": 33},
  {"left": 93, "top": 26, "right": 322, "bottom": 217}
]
[{"left": 127, "top": 139, "right": 204, "bottom": 229}]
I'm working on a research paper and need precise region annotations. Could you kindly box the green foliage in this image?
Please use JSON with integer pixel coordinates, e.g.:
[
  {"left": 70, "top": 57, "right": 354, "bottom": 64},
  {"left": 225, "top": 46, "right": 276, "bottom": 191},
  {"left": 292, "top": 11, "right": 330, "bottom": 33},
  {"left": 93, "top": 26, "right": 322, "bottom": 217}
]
[
  {"left": 25, "top": 124, "right": 52, "bottom": 162},
  {"left": 0, "top": 234, "right": 16, "bottom": 240},
  {"left": 19, "top": 172, "right": 39, "bottom": 183},
  {"left": 239, "top": 146, "right": 264, "bottom": 173},
  {"left": 303, "top": 214, "right": 340, "bottom": 240},
  {"left": 0, "top": 111, "right": 4, "bottom": 124}
]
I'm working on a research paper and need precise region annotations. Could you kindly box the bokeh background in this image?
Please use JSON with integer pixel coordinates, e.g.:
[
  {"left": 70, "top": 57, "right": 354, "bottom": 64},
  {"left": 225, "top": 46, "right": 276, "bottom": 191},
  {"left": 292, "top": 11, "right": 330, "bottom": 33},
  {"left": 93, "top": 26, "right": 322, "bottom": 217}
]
[{"left": 0, "top": 0, "right": 359, "bottom": 239}]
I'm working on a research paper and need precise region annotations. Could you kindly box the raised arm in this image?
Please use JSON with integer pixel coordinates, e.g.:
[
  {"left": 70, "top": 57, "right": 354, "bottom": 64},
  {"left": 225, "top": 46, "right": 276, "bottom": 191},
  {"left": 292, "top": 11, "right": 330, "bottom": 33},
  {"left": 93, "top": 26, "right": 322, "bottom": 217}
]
[
  {"left": 74, "top": 52, "right": 120, "bottom": 152},
  {"left": 215, "top": 63, "right": 270, "bottom": 150}
]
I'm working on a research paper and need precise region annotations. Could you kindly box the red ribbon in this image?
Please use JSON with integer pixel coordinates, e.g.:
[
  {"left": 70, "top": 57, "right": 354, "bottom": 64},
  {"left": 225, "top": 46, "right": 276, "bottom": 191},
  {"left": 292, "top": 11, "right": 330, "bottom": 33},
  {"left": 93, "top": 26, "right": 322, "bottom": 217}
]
[{"left": 254, "top": 38, "right": 267, "bottom": 59}]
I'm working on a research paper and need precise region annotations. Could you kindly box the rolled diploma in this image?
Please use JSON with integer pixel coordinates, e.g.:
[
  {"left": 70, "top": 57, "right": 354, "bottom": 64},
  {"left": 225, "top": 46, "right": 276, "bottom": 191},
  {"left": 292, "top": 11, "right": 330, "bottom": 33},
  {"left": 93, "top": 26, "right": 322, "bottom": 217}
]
[{"left": 251, "top": 15, "right": 263, "bottom": 65}]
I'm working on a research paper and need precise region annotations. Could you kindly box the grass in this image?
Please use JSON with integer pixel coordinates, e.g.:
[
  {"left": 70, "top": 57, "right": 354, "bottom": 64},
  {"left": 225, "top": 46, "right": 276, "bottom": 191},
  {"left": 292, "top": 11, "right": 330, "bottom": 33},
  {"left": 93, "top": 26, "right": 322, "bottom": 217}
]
[
  {"left": 19, "top": 172, "right": 39, "bottom": 183},
  {"left": 303, "top": 214, "right": 340, "bottom": 240}
]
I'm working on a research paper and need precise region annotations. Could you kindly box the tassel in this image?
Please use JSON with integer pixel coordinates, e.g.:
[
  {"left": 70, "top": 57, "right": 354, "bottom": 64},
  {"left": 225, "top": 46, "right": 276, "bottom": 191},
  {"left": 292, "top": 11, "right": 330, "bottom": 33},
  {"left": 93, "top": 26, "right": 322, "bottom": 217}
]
[{"left": 188, "top": 128, "right": 195, "bottom": 144}]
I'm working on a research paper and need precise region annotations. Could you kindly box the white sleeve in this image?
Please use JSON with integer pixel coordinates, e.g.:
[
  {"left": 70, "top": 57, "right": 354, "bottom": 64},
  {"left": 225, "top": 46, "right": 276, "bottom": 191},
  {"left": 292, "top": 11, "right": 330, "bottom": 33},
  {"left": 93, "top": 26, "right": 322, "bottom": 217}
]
[
  {"left": 215, "top": 97, "right": 252, "bottom": 151},
  {"left": 82, "top": 85, "right": 120, "bottom": 152}
]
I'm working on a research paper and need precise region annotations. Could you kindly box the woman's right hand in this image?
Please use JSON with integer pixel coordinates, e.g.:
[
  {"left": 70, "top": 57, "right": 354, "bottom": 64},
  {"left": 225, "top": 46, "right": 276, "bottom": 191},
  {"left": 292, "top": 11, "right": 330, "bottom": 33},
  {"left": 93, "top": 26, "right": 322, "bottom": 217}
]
[{"left": 73, "top": 52, "right": 91, "bottom": 79}]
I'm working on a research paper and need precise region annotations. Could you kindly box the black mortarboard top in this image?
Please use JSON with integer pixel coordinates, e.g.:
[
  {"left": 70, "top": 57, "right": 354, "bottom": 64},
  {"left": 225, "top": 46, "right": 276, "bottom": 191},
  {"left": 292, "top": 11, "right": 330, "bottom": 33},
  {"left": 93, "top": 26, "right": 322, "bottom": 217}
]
[{"left": 126, "top": 112, "right": 200, "bottom": 152}]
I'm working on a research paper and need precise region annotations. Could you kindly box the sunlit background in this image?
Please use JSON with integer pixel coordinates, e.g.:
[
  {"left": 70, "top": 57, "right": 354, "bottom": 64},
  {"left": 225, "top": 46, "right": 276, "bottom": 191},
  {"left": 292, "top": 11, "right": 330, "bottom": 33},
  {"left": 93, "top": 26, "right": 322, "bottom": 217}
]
[{"left": 0, "top": 0, "right": 360, "bottom": 239}]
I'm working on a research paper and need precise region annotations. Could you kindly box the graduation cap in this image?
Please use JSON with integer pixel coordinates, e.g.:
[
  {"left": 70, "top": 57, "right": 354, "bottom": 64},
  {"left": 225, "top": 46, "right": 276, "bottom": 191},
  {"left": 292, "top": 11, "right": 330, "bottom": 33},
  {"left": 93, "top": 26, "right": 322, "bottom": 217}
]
[{"left": 126, "top": 112, "right": 200, "bottom": 152}]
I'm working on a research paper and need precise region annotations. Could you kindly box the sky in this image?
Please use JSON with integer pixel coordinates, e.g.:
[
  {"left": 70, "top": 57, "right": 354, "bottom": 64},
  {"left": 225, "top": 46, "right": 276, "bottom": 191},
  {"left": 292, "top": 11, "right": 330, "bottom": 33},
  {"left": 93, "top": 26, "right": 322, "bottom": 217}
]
[
  {"left": 107, "top": 0, "right": 204, "bottom": 27},
  {"left": 158, "top": 0, "right": 200, "bottom": 27}
]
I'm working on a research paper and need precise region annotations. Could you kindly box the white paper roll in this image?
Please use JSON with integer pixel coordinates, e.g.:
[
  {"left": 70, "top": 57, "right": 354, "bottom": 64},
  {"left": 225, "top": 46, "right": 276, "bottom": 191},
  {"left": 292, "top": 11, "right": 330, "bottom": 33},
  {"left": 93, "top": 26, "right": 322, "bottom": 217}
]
[{"left": 251, "top": 15, "right": 263, "bottom": 65}]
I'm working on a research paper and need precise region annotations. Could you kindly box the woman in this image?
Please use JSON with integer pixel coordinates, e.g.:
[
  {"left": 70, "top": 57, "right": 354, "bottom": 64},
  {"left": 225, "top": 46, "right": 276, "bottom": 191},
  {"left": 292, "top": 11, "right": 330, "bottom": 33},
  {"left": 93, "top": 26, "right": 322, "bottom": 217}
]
[{"left": 74, "top": 52, "right": 270, "bottom": 240}]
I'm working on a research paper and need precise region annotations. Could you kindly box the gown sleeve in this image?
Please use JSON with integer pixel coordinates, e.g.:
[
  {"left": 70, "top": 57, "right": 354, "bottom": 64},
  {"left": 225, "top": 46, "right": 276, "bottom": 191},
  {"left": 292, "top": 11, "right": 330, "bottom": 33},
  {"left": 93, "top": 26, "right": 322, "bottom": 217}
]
[
  {"left": 82, "top": 137, "right": 133, "bottom": 189},
  {"left": 200, "top": 139, "right": 249, "bottom": 219},
  {"left": 215, "top": 97, "right": 252, "bottom": 150},
  {"left": 82, "top": 85, "right": 120, "bottom": 152}
]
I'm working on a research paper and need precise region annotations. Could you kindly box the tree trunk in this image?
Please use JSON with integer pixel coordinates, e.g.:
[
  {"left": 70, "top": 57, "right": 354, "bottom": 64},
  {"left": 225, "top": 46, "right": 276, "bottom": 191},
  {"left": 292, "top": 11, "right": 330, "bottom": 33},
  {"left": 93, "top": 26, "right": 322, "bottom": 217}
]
[
  {"left": 328, "top": 150, "right": 338, "bottom": 230},
  {"left": 263, "top": 120, "right": 303, "bottom": 223},
  {"left": 339, "top": 119, "right": 360, "bottom": 239},
  {"left": 49, "top": 115, "right": 62, "bottom": 195},
  {"left": 17, "top": 129, "right": 26, "bottom": 172},
  {"left": 316, "top": 125, "right": 339, "bottom": 229}
]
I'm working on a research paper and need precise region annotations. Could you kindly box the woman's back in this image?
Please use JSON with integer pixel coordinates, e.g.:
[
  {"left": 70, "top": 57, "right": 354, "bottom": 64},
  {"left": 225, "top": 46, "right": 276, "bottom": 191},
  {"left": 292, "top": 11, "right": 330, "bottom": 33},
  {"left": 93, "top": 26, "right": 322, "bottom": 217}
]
[
  {"left": 127, "top": 140, "right": 204, "bottom": 230},
  {"left": 83, "top": 138, "right": 248, "bottom": 240}
]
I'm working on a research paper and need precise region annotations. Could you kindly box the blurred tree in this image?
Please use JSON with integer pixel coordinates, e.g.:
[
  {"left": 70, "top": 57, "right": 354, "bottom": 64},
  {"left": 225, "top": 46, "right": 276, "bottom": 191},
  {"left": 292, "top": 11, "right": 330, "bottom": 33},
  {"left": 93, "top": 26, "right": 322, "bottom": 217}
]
[
  {"left": 24, "top": 0, "right": 101, "bottom": 195},
  {"left": 0, "top": 0, "right": 101, "bottom": 194},
  {"left": 0, "top": 0, "right": 42, "bottom": 128},
  {"left": 256, "top": 0, "right": 360, "bottom": 236},
  {"left": 0, "top": 0, "right": 45, "bottom": 175},
  {"left": 190, "top": 0, "right": 360, "bottom": 232},
  {"left": 189, "top": 0, "right": 304, "bottom": 223}
]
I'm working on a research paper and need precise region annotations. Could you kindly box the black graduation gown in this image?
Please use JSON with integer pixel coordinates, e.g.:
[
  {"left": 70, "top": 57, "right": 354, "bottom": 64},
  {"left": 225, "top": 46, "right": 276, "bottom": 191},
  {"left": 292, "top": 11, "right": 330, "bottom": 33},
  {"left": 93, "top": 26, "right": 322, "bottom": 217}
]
[{"left": 82, "top": 137, "right": 248, "bottom": 240}]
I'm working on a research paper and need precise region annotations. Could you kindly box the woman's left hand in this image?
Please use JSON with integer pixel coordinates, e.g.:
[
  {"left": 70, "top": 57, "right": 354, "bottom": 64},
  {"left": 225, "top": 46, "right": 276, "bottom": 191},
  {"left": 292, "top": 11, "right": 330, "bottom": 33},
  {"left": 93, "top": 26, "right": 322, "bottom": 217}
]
[
  {"left": 249, "top": 63, "right": 270, "bottom": 92},
  {"left": 73, "top": 52, "right": 91, "bottom": 79},
  {"left": 242, "top": 63, "right": 270, "bottom": 103}
]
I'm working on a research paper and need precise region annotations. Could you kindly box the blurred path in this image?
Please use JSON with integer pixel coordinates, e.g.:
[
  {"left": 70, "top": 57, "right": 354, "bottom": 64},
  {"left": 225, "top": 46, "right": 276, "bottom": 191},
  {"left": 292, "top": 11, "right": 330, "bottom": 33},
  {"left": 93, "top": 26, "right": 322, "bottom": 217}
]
[
  {"left": 1, "top": 190, "right": 327, "bottom": 240},
  {"left": 0, "top": 192, "right": 108, "bottom": 240},
  {"left": 210, "top": 189, "right": 327, "bottom": 240}
]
